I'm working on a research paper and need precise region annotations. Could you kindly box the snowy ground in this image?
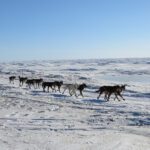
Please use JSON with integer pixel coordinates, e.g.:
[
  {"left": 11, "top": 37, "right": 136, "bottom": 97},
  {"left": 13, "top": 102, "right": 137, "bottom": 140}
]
[{"left": 0, "top": 58, "right": 150, "bottom": 150}]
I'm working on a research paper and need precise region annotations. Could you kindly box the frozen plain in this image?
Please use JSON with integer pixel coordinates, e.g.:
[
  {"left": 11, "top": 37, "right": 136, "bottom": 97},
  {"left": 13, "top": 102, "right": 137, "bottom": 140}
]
[{"left": 0, "top": 58, "right": 150, "bottom": 150}]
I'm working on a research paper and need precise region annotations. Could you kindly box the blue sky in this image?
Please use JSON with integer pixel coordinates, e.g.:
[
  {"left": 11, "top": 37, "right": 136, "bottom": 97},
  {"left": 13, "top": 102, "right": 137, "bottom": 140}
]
[{"left": 0, "top": 0, "right": 150, "bottom": 61}]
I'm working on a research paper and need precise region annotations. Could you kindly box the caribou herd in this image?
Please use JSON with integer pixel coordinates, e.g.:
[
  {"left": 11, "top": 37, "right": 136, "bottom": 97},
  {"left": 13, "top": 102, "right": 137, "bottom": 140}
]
[{"left": 9, "top": 76, "right": 126, "bottom": 101}]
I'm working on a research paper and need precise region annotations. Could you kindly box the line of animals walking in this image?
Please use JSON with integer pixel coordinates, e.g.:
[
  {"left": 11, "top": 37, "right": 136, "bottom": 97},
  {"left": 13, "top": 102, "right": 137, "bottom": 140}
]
[{"left": 9, "top": 76, "right": 127, "bottom": 101}]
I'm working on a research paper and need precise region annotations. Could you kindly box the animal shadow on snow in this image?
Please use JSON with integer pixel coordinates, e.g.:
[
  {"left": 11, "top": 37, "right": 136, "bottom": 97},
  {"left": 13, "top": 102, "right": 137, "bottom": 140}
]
[
  {"left": 82, "top": 98, "right": 107, "bottom": 104},
  {"left": 31, "top": 90, "right": 45, "bottom": 96},
  {"left": 51, "top": 93, "right": 68, "bottom": 99},
  {"left": 30, "top": 90, "right": 72, "bottom": 99}
]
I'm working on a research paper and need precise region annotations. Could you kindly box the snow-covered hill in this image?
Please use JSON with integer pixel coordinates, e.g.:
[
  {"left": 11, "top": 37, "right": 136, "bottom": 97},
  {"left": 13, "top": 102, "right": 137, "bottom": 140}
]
[{"left": 0, "top": 58, "right": 150, "bottom": 150}]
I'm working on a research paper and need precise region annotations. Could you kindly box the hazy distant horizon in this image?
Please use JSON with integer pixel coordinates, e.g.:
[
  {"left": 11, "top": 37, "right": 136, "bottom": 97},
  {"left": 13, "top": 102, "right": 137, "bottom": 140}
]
[{"left": 0, "top": 56, "right": 149, "bottom": 63}]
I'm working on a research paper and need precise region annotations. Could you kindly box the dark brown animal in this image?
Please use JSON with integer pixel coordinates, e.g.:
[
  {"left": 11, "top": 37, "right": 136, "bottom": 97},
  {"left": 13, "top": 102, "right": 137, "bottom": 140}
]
[
  {"left": 53, "top": 81, "right": 63, "bottom": 92},
  {"left": 108, "top": 85, "right": 126, "bottom": 101},
  {"left": 34, "top": 78, "right": 43, "bottom": 88},
  {"left": 26, "top": 79, "right": 35, "bottom": 89},
  {"left": 18, "top": 76, "right": 28, "bottom": 86},
  {"left": 9, "top": 76, "right": 16, "bottom": 84},
  {"left": 96, "top": 86, "right": 111, "bottom": 100},
  {"left": 42, "top": 82, "right": 55, "bottom": 92},
  {"left": 77, "top": 83, "right": 87, "bottom": 97},
  {"left": 96, "top": 85, "right": 126, "bottom": 101}
]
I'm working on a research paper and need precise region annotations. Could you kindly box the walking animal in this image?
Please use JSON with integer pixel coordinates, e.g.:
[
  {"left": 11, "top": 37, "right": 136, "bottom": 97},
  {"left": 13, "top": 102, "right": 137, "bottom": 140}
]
[
  {"left": 26, "top": 79, "right": 35, "bottom": 89},
  {"left": 77, "top": 83, "right": 87, "bottom": 97},
  {"left": 62, "top": 83, "right": 87, "bottom": 97},
  {"left": 110, "top": 85, "right": 126, "bottom": 101},
  {"left": 53, "top": 81, "right": 63, "bottom": 92},
  {"left": 9, "top": 76, "right": 16, "bottom": 84},
  {"left": 42, "top": 82, "right": 56, "bottom": 92},
  {"left": 18, "top": 76, "right": 28, "bottom": 87},
  {"left": 34, "top": 78, "right": 43, "bottom": 88},
  {"left": 96, "top": 85, "right": 126, "bottom": 101}
]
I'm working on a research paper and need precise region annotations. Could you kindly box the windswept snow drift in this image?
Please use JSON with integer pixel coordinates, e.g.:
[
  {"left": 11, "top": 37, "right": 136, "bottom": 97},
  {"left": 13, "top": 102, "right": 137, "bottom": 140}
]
[{"left": 0, "top": 58, "right": 150, "bottom": 150}]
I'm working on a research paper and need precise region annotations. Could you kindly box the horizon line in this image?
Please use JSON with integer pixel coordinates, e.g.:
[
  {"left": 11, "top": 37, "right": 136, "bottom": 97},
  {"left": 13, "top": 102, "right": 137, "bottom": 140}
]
[{"left": 0, "top": 56, "right": 149, "bottom": 63}]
